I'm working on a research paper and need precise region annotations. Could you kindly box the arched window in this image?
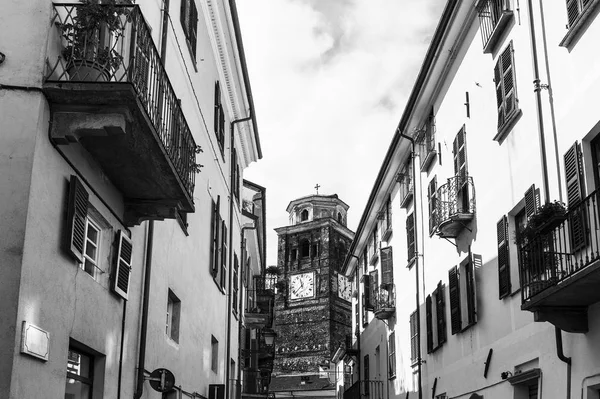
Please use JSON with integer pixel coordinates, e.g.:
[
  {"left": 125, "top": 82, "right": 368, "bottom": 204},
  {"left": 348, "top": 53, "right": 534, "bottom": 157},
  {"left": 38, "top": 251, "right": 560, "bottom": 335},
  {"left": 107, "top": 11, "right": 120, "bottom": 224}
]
[
  {"left": 301, "top": 209, "right": 309, "bottom": 222},
  {"left": 300, "top": 239, "right": 310, "bottom": 258},
  {"left": 337, "top": 212, "right": 343, "bottom": 224}
]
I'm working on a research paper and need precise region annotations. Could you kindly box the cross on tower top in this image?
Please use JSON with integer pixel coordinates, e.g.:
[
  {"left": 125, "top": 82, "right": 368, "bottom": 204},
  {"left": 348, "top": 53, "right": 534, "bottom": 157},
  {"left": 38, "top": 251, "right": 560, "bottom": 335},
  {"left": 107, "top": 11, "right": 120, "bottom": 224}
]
[{"left": 315, "top": 184, "right": 320, "bottom": 195}]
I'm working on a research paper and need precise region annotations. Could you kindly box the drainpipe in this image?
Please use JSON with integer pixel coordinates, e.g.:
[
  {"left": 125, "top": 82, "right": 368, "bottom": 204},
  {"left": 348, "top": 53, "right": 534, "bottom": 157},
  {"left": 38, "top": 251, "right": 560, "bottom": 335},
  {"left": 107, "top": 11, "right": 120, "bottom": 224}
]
[
  {"left": 399, "top": 132, "right": 422, "bottom": 399},
  {"left": 117, "top": 300, "right": 127, "bottom": 399},
  {"left": 160, "top": 0, "right": 170, "bottom": 62},
  {"left": 555, "top": 327, "right": 572, "bottom": 399},
  {"left": 226, "top": 115, "right": 253, "bottom": 399},
  {"left": 526, "top": 0, "right": 550, "bottom": 204},
  {"left": 134, "top": 220, "right": 155, "bottom": 399}
]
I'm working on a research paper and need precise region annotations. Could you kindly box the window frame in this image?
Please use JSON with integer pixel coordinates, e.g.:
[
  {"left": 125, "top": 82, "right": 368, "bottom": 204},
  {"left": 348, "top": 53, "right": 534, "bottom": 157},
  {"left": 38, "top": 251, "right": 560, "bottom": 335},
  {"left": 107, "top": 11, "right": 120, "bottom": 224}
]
[
  {"left": 66, "top": 346, "right": 94, "bottom": 397},
  {"left": 166, "top": 289, "right": 181, "bottom": 343},
  {"left": 409, "top": 310, "right": 419, "bottom": 366},
  {"left": 476, "top": 0, "right": 514, "bottom": 54},
  {"left": 493, "top": 41, "right": 521, "bottom": 142},
  {"left": 81, "top": 216, "right": 101, "bottom": 278},
  {"left": 180, "top": 0, "right": 199, "bottom": 62}
]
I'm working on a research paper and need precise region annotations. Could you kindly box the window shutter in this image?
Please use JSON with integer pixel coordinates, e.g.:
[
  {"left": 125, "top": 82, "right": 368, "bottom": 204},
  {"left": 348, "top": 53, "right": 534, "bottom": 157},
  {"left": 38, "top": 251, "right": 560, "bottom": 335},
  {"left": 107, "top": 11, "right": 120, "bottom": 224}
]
[
  {"left": 436, "top": 282, "right": 447, "bottom": 345},
  {"left": 564, "top": 141, "right": 587, "bottom": 250},
  {"left": 428, "top": 176, "right": 438, "bottom": 234},
  {"left": 388, "top": 331, "right": 396, "bottom": 378},
  {"left": 369, "top": 270, "right": 378, "bottom": 310},
  {"left": 497, "top": 215, "right": 511, "bottom": 299},
  {"left": 214, "top": 82, "right": 221, "bottom": 136},
  {"left": 465, "top": 258, "right": 477, "bottom": 325},
  {"left": 221, "top": 220, "right": 228, "bottom": 289},
  {"left": 524, "top": 184, "right": 539, "bottom": 219},
  {"left": 566, "top": 0, "right": 580, "bottom": 27},
  {"left": 113, "top": 230, "right": 133, "bottom": 300},
  {"left": 448, "top": 266, "right": 461, "bottom": 334},
  {"left": 409, "top": 311, "right": 418, "bottom": 364},
  {"left": 495, "top": 42, "right": 517, "bottom": 129},
  {"left": 406, "top": 213, "right": 416, "bottom": 262},
  {"left": 65, "top": 175, "right": 89, "bottom": 263},
  {"left": 133, "top": 32, "right": 150, "bottom": 97},
  {"left": 380, "top": 247, "right": 393, "bottom": 287},
  {"left": 453, "top": 126, "right": 467, "bottom": 179},
  {"left": 210, "top": 196, "right": 220, "bottom": 277},
  {"left": 180, "top": 0, "right": 189, "bottom": 37},
  {"left": 425, "top": 294, "right": 433, "bottom": 353},
  {"left": 189, "top": 0, "right": 198, "bottom": 56},
  {"left": 363, "top": 275, "right": 372, "bottom": 311}
]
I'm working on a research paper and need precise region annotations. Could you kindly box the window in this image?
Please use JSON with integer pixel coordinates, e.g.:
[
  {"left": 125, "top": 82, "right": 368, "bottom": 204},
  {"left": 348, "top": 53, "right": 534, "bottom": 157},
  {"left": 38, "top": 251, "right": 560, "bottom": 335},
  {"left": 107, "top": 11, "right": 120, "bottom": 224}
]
[
  {"left": 166, "top": 290, "right": 181, "bottom": 343},
  {"left": 290, "top": 249, "right": 297, "bottom": 263},
  {"left": 497, "top": 215, "right": 511, "bottom": 299},
  {"left": 211, "top": 335, "right": 219, "bottom": 373},
  {"left": 399, "top": 157, "right": 414, "bottom": 208},
  {"left": 453, "top": 127, "right": 472, "bottom": 215},
  {"left": 564, "top": 142, "right": 587, "bottom": 250},
  {"left": 214, "top": 82, "right": 225, "bottom": 153},
  {"left": 380, "top": 247, "right": 393, "bottom": 287},
  {"left": 416, "top": 109, "right": 436, "bottom": 171},
  {"left": 388, "top": 331, "right": 396, "bottom": 379},
  {"left": 426, "top": 282, "right": 447, "bottom": 353},
  {"left": 428, "top": 176, "right": 438, "bottom": 235},
  {"left": 362, "top": 291, "right": 369, "bottom": 327},
  {"left": 381, "top": 198, "right": 393, "bottom": 242},
  {"left": 301, "top": 209, "right": 309, "bottom": 221},
  {"left": 66, "top": 347, "right": 94, "bottom": 399},
  {"left": 406, "top": 213, "right": 416, "bottom": 264},
  {"left": 367, "top": 228, "right": 379, "bottom": 266},
  {"left": 477, "top": 0, "right": 514, "bottom": 53},
  {"left": 82, "top": 217, "right": 101, "bottom": 277},
  {"left": 233, "top": 255, "right": 239, "bottom": 315},
  {"left": 494, "top": 42, "right": 520, "bottom": 141},
  {"left": 210, "top": 196, "right": 221, "bottom": 278},
  {"left": 220, "top": 222, "right": 228, "bottom": 290},
  {"left": 311, "top": 243, "right": 319, "bottom": 259},
  {"left": 363, "top": 355, "right": 370, "bottom": 394},
  {"left": 369, "top": 270, "right": 378, "bottom": 311},
  {"left": 180, "top": 0, "right": 198, "bottom": 59},
  {"left": 300, "top": 239, "right": 310, "bottom": 258},
  {"left": 337, "top": 212, "right": 343, "bottom": 224},
  {"left": 232, "top": 149, "right": 241, "bottom": 202},
  {"left": 409, "top": 311, "right": 419, "bottom": 365},
  {"left": 448, "top": 255, "right": 477, "bottom": 334}
]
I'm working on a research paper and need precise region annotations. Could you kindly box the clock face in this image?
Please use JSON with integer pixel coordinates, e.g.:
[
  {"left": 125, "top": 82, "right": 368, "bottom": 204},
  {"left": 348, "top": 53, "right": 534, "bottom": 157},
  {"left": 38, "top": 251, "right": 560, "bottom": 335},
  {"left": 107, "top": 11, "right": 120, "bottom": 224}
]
[
  {"left": 337, "top": 274, "right": 352, "bottom": 302},
  {"left": 290, "top": 272, "right": 315, "bottom": 300}
]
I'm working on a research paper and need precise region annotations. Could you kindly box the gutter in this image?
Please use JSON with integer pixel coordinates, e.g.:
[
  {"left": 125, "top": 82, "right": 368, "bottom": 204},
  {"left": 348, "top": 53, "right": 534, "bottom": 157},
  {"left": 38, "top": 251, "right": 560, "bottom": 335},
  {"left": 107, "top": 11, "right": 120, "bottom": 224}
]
[
  {"left": 228, "top": 0, "right": 262, "bottom": 159},
  {"left": 342, "top": 0, "right": 459, "bottom": 276}
]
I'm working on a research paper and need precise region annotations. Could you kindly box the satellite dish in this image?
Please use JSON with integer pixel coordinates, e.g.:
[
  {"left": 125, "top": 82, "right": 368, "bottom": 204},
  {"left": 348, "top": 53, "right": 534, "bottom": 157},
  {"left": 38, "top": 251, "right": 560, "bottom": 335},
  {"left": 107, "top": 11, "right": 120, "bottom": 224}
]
[{"left": 147, "top": 368, "right": 176, "bottom": 393}]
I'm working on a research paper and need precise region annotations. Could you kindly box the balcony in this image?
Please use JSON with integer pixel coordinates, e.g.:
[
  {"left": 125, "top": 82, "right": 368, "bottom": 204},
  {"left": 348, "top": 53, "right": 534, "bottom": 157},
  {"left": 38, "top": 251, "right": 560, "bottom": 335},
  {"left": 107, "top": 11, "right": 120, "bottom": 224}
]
[
  {"left": 245, "top": 275, "right": 276, "bottom": 328},
  {"left": 44, "top": 4, "right": 198, "bottom": 225},
  {"left": 344, "top": 380, "right": 384, "bottom": 399},
  {"left": 477, "top": 0, "right": 514, "bottom": 53},
  {"left": 433, "top": 175, "right": 476, "bottom": 238},
  {"left": 242, "top": 370, "right": 271, "bottom": 398},
  {"left": 373, "top": 284, "right": 396, "bottom": 320},
  {"left": 519, "top": 190, "right": 600, "bottom": 333}
]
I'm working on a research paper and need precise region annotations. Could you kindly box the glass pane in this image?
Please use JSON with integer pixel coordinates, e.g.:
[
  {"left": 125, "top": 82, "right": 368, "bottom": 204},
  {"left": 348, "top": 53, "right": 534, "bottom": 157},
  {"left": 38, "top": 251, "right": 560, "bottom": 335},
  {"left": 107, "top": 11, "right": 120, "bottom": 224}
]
[
  {"left": 85, "top": 243, "right": 97, "bottom": 259},
  {"left": 86, "top": 224, "right": 99, "bottom": 244},
  {"left": 65, "top": 379, "right": 91, "bottom": 399},
  {"left": 83, "top": 260, "right": 95, "bottom": 276},
  {"left": 67, "top": 350, "right": 91, "bottom": 378}
]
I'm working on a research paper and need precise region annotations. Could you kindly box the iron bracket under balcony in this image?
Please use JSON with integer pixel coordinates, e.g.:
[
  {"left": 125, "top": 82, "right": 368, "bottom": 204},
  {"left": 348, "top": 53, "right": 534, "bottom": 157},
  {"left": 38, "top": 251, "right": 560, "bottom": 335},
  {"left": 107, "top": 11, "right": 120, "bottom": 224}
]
[
  {"left": 434, "top": 175, "right": 476, "bottom": 239},
  {"left": 44, "top": 4, "right": 197, "bottom": 226}
]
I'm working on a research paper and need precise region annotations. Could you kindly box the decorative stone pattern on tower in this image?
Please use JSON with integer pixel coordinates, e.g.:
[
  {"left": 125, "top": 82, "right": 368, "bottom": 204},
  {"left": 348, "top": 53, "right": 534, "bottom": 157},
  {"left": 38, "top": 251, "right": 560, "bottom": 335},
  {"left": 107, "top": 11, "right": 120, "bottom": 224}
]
[{"left": 273, "top": 194, "right": 354, "bottom": 374}]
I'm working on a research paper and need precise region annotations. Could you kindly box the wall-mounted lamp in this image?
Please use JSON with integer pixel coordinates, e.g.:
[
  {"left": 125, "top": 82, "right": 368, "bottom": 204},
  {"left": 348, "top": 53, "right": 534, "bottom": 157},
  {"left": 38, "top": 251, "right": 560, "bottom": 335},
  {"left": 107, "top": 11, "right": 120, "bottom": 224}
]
[
  {"left": 262, "top": 328, "right": 277, "bottom": 346},
  {"left": 500, "top": 371, "right": 513, "bottom": 380}
]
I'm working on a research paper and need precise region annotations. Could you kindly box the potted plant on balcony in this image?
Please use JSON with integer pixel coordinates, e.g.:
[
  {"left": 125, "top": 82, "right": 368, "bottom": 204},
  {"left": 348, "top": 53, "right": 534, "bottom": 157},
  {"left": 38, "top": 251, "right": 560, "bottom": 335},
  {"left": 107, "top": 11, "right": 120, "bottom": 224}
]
[
  {"left": 57, "top": 0, "right": 132, "bottom": 81},
  {"left": 517, "top": 201, "right": 567, "bottom": 245}
]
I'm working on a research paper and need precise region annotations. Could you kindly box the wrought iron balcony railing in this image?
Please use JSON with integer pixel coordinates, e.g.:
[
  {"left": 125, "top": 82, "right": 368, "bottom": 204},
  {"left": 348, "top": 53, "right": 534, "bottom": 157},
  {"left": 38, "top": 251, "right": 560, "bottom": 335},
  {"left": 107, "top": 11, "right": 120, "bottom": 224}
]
[
  {"left": 519, "top": 190, "right": 600, "bottom": 304},
  {"left": 433, "top": 175, "right": 476, "bottom": 238},
  {"left": 46, "top": 4, "right": 197, "bottom": 199},
  {"left": 476, "top": 0, "right": 514, "bottom": 53},
  {"left": 242, "top": 370, "right": 271, "bottom": 396},
  {"left": 373, "top": 284, "right": 396, "bottom": 320},
  {"left": 343, "top": 380, "right": 384, "bottom": 399}
]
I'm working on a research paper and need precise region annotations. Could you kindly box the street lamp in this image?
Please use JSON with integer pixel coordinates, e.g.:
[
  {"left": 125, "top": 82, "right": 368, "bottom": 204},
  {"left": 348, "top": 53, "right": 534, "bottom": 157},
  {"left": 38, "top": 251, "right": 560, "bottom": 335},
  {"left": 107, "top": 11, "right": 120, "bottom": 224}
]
[{"left": 262, "top": 329, "right": 277, "bottom": 346}]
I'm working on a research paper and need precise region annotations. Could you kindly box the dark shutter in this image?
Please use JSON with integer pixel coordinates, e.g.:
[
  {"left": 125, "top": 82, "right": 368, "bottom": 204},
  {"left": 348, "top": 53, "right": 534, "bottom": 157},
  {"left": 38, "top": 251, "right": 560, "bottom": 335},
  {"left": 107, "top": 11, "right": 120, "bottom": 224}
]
[
  {"left": 406, "top": 213, "right": 415, "bottom": 262},
  {"left": 180, "top": 0, "right": 189, "bottom": 36},
  {"left": 363, "top": 355, "right": 370, "bottom": 394},
  {"left": 428, "top": 176, "right": 438, "bottom": 234},
  {"left": 362, "top": 293, "right": 368, "bottom": 326},
  {"left": 380, "top": 247, "right": 393, "bottom": 287},
  {"left": 566, "top": 0, "right": 581, "bottom": 27},
  {"left": 453, "top": 126, "right": 467, "bottom": 179},
  {"left": 221, "top": 220, "right": 228, "bottom": 289},
  {"left": 524, "top": 184, "right": 539, "bottom": 219},
  {"left": 497, "top": 215, "right": 511, "bottom": 299},
  {"left": 388, "top": 331, "right": 396, "bottom": 378},
  {"left": 369, "top": 270, "right": 378, "bottom": 310},
  {"left": 564, "top": 141, "right": 587, "bottom": 250},
  {"left": 495, "top": 42, "right": 517, "bottom": 129},
  {"left": 465, "top": 258, "right": 477, "bottom": 325},
  {"left": 436, "top": 282, "right": 447, "bottom": 346},
  {"left": 113, "top": 230, "right": 133, "bottom": 300},
  {"left": 363, "top": 275, "right": 372, "bottom": 311},
  {"left": 65, "top": 175, "right": 89, "bottom": 263},
  {"left": 210, "top": 196, "right": 220, "bottom": 277},
  {"left": 425, "top": 295, "right": 433, "bottom": 353},
  {"left": 449, "top": 266, "right": 462, "bottom": 334},
  {"left": 189, "top": 0, "right": 198, "bottom": 56}
]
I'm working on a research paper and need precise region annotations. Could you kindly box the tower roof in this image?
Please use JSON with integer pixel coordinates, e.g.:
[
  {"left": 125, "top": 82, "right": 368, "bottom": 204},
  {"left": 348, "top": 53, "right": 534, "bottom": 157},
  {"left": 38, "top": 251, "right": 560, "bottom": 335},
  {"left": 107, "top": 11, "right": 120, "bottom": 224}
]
[{"left": 285, "top": 194, "right": 349, "bottom": 213}]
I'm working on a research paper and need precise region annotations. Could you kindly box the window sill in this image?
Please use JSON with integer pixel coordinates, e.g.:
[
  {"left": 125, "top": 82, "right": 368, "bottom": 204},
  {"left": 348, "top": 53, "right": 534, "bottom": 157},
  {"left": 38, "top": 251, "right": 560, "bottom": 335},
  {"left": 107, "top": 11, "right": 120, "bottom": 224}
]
[
  {"left": 369, "top": 253, "right": 379, "bottom": 266},
  {"left": 400, "top": 191, "right": 413, "bottom": 209},
  {"left": 482, "top": 11, "right": 514, "bottom": 54},
  {"left": 185, "top": 39, "right": 199, "bottom": 73},
  {"left": 175, "top": 212, "right": 189, "bottom": 236},
  {"left": 559, "top": 0, "right": 600, "bottom": 49},
  {"left": 493, "top": 108, "right": 522, "bottom": 143},
  {"left": 420, "top": 149, "right": 437, "bottom": 172},
  {"left": 406, "top": 257, "right": 416, "bottom": 269},
  {"left": 382, "top": 228, "right": 393, "bottom": 243}
]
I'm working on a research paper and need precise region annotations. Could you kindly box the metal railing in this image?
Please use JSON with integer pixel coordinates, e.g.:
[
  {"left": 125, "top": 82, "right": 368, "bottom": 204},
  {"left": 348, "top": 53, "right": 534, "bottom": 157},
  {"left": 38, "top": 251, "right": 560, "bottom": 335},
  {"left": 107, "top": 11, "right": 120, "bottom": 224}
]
[
  {"left": 242, "top": 370, "right": 270, "bottom": 395},
  {"left": 519, "top": 190, "right": 600, "bottom": 302},
  {"left": 343, "top": 380, "right": 384, "bottom": 399},
  {"left": 373, "top": 284, "right": 396, "bottom": 314},
  {"left": 433, "top": 175, "right": 476, "bottom": 228},
  {"left": 46, "top": 4, "right": 197, "bottom": 198},
  {"left": 477, "top": 0, "right": 510, "bottom": 48}
]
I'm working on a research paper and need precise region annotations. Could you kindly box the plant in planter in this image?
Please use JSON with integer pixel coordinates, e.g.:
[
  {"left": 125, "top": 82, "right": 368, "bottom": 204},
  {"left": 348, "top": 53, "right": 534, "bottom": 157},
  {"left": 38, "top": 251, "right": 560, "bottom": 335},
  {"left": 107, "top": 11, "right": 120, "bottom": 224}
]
[
  {"left": 517, "top": 201, "right": 567, "bottom": 245},
  {"left": 265, "top": 266, "right": 281, "bottom": 275},
  {"left": 57, "top": 0, "right": 132, "bottom": 81}
]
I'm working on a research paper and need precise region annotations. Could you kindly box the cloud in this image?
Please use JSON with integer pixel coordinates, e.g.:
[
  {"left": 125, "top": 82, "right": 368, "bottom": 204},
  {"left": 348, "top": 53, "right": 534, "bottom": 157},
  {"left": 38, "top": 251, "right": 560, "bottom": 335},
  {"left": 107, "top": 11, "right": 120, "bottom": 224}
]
[{"left": 236, "top": 0, "right": 445, "bottom": 266}]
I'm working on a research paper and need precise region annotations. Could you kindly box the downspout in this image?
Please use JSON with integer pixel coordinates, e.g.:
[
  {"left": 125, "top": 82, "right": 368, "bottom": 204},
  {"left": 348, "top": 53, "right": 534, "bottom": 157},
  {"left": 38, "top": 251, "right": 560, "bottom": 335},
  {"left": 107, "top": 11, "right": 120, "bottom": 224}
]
[
  {"left": 555, "top": 327, "right": 572, "bottom": 399},
  {"left": 399, "top": 132, "right": 422, "bottom": 399},
  {"left": 117, "top": 300, "right": 127, "bottom": 399},
  {"left": 356, "top": 263, "right": 361, "bottom": 394},
  {"left": 239, "top": 223, "right": 257, "bottom": 396},
  {"left": 134, "top": 220, "right": 155, "bottom": 399},
  {"left": 160, "top": 0, "right": 170, "bottom": 62},
  {"left": 526, "top": 0, "right": 550, "bottom": 204},
  {"left": 226, "top": 115, "right": 253, "bottom": 399}
]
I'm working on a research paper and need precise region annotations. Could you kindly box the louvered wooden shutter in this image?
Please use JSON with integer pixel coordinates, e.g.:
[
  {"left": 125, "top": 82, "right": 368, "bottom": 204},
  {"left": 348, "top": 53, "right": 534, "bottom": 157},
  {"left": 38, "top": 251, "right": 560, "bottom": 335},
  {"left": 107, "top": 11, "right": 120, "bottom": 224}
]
[
  {"left": 133, "top": 30, "right": 150, "bottom": 97},
  {"left": 214, "top": 82, "right": 221, "bottom": 136},
  {"left": 65, "top": 175, "right": 89, "bottom": 262},
  {"left": 465, "top": 258, "right": 477, "bottom": 325},
  {"left": 409, "top": 311, "right": 418, "bottom": 364},
  {"left": 113, "top": 230, "right": 133, "bottom": 300},
  {"left": 524, "top": 184, "right": 539, "bottom": 219},
  {"left": 497, "top": 216, "right": 511, "bottom": 299},
  {"left": 363, "top": 275, "right": 372, "bottom": 311},
  {"left": 189, "top": 0, "right": 198, "bottom": 57},
  {"left": 449, "top": 266, "right": 462, "bottom": 334},
  {"left": 436, "top": 282, "right": 447, "bottom": 345},
  {"left": 369, "top": 270, "right": 378, "bottom": 310},
  {"left": 564, "top": 142, "right": 587, "bottom": 250},
  {"left": 566, "top": 0, "right": 581, "bottom": 27},
  {"left": 380, "top": 247, "right": 393, "bottom": 287},
  {"left": 406, "top": 213, "right": 415, "bottom": 262},
  {"left": 495, "top": 42, "right": 517, "bottom": 129},
  {"left": 221, "top": 220, "right": 228, "bottom": 289},
  {"left": 388, "top": 331, "right": 396, "bottom": 378},
  {"left": 453, "top": 126, "right": 467, "bottom": 179},
  {"left": 180, "top": 0, "right": 189, "bottom": 37},
  {"left": 210, "top": 196, "right": 220, "bottom": 277},
  {"left": 428, "top": 176, "right": 438, "bottom": 234},
  {"left": 425, "top": 295, "right": 433, "bottom": 353}
]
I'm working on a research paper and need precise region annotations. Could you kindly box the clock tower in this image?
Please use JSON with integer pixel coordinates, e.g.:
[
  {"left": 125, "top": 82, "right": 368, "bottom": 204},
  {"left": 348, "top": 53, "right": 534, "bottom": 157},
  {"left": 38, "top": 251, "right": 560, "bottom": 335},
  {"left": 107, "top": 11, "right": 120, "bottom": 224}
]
[{"left": 272, "top": 194, "right": 354, "bottom": 375}]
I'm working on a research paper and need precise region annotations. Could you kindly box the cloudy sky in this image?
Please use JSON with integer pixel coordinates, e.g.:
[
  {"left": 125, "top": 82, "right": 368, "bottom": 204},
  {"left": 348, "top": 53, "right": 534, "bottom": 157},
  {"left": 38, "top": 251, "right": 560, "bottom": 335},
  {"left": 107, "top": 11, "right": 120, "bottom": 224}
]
[{"left": 236, "top": 0, "right": 446, "bottom": 266}]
